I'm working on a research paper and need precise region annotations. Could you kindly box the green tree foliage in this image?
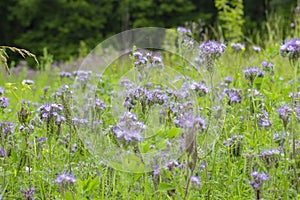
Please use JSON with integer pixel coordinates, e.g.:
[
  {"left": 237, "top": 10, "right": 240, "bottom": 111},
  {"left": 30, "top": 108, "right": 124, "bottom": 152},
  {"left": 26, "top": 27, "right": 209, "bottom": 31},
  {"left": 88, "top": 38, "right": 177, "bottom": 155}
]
[
  {"left": 0, "top": 0, "right": 297, "bottom": 62},
  {"left": 215, "top": 0, "right": 244, "bottom": 42},
  {"left": 8, "top": 0, "right": 113, "bottom": 60}
]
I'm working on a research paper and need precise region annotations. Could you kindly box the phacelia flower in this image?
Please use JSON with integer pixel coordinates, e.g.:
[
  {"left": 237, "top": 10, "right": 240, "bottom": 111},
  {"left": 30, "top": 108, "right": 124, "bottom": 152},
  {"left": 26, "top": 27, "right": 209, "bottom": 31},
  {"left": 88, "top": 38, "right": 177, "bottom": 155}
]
[
  {"left": 224, "top": 76, "right": 233, "bottom": 84},
  {"left": 250, "top": 172, "right": 269, "bottom": 190},
  {"left": 0, "top": 122, "right": 14, "bottom": 137},
  {"left": 20, "top": 187, "right": 35, "bottom": 199},
  {"left": 59, "top": 71, "right": 73, "bottom": 79},
  {"left": 257, "top": 110, "right": 271, "bottom": 127},
  {"left": 0, "top": 97, "right": 8, "bottom": 109},
  {"left": 55, "top": 173, "right": 76, "bottom": 185},
  {"left": 111, "top": 111, "right": 146, "bottom": 143},
  {"left": 189, "top": 81, "right": 209, "bottom": 97},
  {"left": 243, "top": 67, "right": 264, "bottom": 83},
  {"left": 277, "top": 105, "right": 292, "bottom": 128},
  {"left": 224, "top": 88, "right": 242, "bottom": 105},
  {"left": 280, "top": 38, "right": 300, "bottom": 60},
  {"left": 261, "top": 61, "right": 274, "bottom": 73},
  {"left": 0, "top": 147, "right": 6, "bottom": 157},
  {"left": 260, "top": 149, "right": 281, "bottom": 168}
]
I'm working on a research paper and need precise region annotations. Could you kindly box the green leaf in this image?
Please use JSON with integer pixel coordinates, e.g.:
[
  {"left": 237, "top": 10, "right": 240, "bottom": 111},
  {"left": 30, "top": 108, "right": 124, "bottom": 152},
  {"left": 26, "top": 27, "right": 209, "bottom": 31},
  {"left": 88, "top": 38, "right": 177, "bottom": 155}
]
[{"left": 158, "top": 182, "right": 176, "bottom": 191}]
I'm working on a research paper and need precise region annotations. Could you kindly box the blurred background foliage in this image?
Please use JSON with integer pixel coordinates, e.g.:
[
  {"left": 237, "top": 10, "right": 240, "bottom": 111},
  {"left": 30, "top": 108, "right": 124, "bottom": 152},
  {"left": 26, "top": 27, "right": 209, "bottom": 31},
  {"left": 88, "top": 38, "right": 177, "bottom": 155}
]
[{"left": 0, "top": 0, "right": 297, "bottom": 63}]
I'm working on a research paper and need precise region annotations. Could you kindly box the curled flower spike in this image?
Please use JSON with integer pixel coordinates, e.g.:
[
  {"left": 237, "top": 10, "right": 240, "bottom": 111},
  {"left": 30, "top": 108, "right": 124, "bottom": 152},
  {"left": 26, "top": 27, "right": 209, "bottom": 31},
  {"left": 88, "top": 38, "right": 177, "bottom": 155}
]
[{"left": 243, "top": 67, "right": 264, "bottom": 83}]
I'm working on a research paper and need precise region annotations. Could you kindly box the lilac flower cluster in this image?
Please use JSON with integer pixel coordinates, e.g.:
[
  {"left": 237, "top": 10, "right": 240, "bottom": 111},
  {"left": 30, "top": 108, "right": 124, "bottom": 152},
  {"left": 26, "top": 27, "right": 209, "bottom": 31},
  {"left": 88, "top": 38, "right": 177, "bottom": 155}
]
[
  {"left": 177, "top": 26, "right": 192, "bottom": 35},
  {"left": 174, "top": 112, "right": 206, "bottom": 131},
  {"left": 223, "top": 88, "right": 242, "bottom": 105},
  {"left": 230, "top": 43, "right": 245, "bottom": 52},
  {"left": 59, "top": 71, "right": 73, "bottom": 79},
  {"left": 256, "top": 110, "right": 271, "bottom": 127},
  {"left": 133, "top": 50, "right": 164, "bottom": 69},
  {"left": 280, "top": 38, "right": 300, "bottom": 60},
  {"left": 20, "top": 187, "right": 35, "bottom": 200},
  {"left": 73, "top": 70, "right": 92, "bottom": 83},
  {"left": 250, "top": 171, "right": 269, "bottom": 190},
  {"left": 111, "top": 111, "right": 145, "bottom": 143},
  {"left": 224, "top": 76, "right": 233, "bottom": 84},
  {"left": 189, "top": 81, "right": 209, "bottom": 97},
  {"left": 261, "top": 61, "right": 273, "bottom": 73},
  {"left": 190, "top": 176, "right": 202, "bottom": 187},
  {"left": 164, "top": 160, "right": 183, "bottom": 171},
  {"left": 223, "top": 135, "right": 243, "bottom": 147},
  {"left": 0, "top": 147, "right": 6, "bottom": 157},
  {"left": 196, "top": 41, "right": 226, "bottom": 70},
  {"left": 0, "top": 97, "right": 8, "bottom": 109},
  {"left": 123, "top": 84, "right": 169, "bottom": 111},
  {"left": 260, "top": 149, "right": 281, "bottom": 167},
  {"left": 38, "top": 103, "right": 65, "bottom": 125},
  {"left": 55, "top": 173, "right": 76, "bottom": 185},
  {"left": 199, "top": 41, "right": 226, "bottom": 58},
  {"left": 277, "top": 104, "right": 292, "bottom": 128},
  {"left": 0, "top": 122, "right": 14, "bottom": 137},
  {"left": 243, "top": 67, "right": 264, "bottom": 83}
]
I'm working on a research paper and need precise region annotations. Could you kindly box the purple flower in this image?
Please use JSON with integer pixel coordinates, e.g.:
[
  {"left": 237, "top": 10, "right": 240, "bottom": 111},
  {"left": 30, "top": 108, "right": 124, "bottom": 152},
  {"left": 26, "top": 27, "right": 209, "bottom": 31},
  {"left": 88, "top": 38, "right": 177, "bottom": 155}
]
[
  {"left": 250, "top": 172, "right": 269, "bottom": 190},
  {"left": 164, "top": 160, "right": 183, "bottom": 171},
  {"left": 59, "top": 71, "right": 73, "bottom": 79},
  {"left": 177, "top": 26, "right": 192, "bottom": 35},
  {"left": 190, "top": 81, "right": 209, "bottom": 97},
  {"left": 224, "top": 76, "right": 233, "bottom": 84},
  {"left": 0, "top": 87, "right": 3, "bottom": 95},
  {"left": 190, "top": 176, "right": 202, "bottom": 187},
  {"left": 111, "top": 111, "right": 145, "bottom": 142},
  {"left": 0, "top": 147, "right": 6, "bottom": 157},
  {"left": 257, "top": 110, "right": 271, "bottom": 127},
  {"left": 174, "top": 113, "right": 206, "bottom": 131},
  {"left": 224, "top": 88, "right": 242, "bottom": 105},
  {"left": 243, "top": 67, "right": 264, "bottom": 83},
  {"left": 55, "top": 173, "right": 76, "bottom": 185},
  {"left": 20, "top": 187, "right": 35, "bottom": 199},
  {"left": 199, "top": 41, "right": 226, "bottom": 56},
  {"left": 280, "top": 38, "right": 300, "bottom": 60},
  {"left": 277, "top": 105, "right": 292, "bottom": 127},
  {"left": 261, "top": 61, "right": 274, "bottom": 73},
  {"left": 0, "top": 122, "right": 14, "bottom": 137},
  {"left": 133, "top": 50, "right": 164, "bottom": 69},
  {"left": 94, "top": 98, "right": 106, "bottom": 110},
  {"left": 0, "top": 97, "right": 8, "bottom": 108},
  {"left": 223, "top": 135, "right": 243, "bottom": 147},
  {"left": 260, "top": 149, "right": 280, "bottom": 167}
]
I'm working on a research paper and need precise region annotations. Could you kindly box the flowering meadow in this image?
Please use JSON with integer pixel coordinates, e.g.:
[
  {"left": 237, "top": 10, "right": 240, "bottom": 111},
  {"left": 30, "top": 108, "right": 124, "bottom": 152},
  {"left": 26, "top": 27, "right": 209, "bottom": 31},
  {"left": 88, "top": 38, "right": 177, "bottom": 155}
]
[{"left": 2, "top": 31, "right": 300, "bottom": 200}]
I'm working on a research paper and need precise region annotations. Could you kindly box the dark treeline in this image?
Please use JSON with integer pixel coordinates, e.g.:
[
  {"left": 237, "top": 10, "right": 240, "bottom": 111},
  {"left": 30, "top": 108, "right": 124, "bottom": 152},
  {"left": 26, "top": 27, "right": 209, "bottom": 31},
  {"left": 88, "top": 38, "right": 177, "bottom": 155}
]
[{"left": 0, "top": 0, "right": 296, "bottom": 61}]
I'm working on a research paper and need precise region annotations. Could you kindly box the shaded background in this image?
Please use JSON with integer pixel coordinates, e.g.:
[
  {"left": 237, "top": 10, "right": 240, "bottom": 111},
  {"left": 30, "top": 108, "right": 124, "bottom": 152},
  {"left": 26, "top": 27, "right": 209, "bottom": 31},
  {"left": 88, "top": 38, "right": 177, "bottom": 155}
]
[{"left": 0, "top": 0, "right": 296, "bottom": 62}]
